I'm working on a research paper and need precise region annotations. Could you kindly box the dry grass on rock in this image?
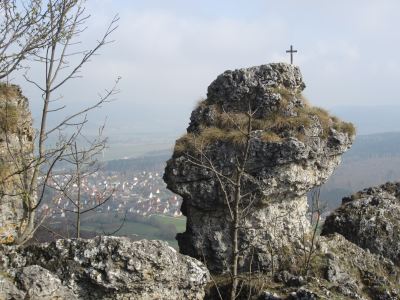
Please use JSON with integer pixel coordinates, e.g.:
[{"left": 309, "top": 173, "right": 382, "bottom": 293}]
[{"left": 175, "top": 88, "right": 355, "bottom": 154}]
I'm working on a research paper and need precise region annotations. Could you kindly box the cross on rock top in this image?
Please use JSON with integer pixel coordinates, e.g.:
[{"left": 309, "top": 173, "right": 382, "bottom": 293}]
[{"left": 286, "top": 45, "right": 297, "bottom": 64}]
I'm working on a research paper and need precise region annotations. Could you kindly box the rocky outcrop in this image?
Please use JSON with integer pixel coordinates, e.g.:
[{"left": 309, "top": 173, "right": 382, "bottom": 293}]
[
  {"left": 0, "top": 84, "right": 34, "bottom": 244},
  {"left": 164, "top": 63, "right": 355, "bottom": 274},
  {"left": 205, "top": 234, "right": 400, "bottom": 299},
  {"left": 314, "top": 234, "right": 399, "bottom": 299},
  {"left": 0, "top": 236, "right": 210, "bottom": 300},
  {"left": 322, "top": 182, "right": 400, "bottom": 266}
]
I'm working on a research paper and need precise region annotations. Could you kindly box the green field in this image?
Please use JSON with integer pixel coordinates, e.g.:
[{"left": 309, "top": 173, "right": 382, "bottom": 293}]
[
  {"left": 81, "top": 213, "right": 186, "bottom": 249},
  {"left": 150, "top": 214, "right": 186, "bottom": 232}
]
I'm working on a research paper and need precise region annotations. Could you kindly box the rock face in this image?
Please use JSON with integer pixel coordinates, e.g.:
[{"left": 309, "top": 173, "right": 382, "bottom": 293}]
[
  {"left": 322, "top": 182, "right": 400, "bottom": 266},
  {"left": 164, "top": 63, "right": 355, "bottom": 274},
  {"left": 0, "top": 84, "right": 34, "bottom": 244},
  {"left": 0, "top": 236, "right": 210, "bottom": 300},
  {"left": 258, "top": 233, "right": 400, "bottom": 300},
  {"left": 204, "top": 233, "right": 400, "bottom": 299},
  {"left": 314, "top": 234, "right": 400, "bottom": 299}
]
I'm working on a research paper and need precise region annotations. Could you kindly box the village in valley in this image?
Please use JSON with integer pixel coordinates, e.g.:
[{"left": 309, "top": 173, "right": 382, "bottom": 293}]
[{"left": 38, "top": 164, "right": 183, "bottom": 225}]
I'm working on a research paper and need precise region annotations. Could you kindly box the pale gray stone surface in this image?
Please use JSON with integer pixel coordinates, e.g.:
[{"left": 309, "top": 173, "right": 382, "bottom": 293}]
[
  {"left": 0, "top": 85, "right": 35, "bottom": 244},
  {"left": 164, "top": 63, "right": 354, "bottom": 274},
  {"left": 0, "top": 236, "right": 209, "bottom": 299},
  {"left": 322, "top": 182, "right": 400, "bottom": 266}
]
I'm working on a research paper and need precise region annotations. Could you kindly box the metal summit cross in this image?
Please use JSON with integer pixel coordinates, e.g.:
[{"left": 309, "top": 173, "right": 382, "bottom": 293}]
[{"left": 286, "top": 45, "right": 297, "bottom": 64}]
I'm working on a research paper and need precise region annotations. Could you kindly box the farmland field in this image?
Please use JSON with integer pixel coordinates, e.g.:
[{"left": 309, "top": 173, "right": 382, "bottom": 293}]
[{"left": 81, "top": 212, "right": 186, "bottom": 249}]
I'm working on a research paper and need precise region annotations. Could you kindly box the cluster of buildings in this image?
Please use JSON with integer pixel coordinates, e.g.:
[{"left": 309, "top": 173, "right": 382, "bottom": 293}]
[{"left": 40, "top": 170, "right": 182, "bottom": 218}]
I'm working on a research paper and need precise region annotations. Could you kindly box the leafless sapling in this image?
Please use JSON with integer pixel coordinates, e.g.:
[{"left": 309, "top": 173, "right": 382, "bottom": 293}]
[
  {"left": 182, "top": 106, "right": 260, "bottom": 300},
  {"left": 0, "top": 0, "right": 120, "bottom": 244},
  {"left": 49, "top": 130, "right": 114, "bottom": 239}
]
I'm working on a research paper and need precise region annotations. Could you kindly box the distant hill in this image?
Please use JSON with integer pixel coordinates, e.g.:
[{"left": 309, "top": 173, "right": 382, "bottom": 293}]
[
  {"left": 321, "top": 131, "right": 400, "bottom": 209},
  {"left": 330, "top": 105, "right": 400, "bottom": 135},
  {"left": 104, "top": 149, "right": 171, "bottom": 172},
  {"left": 342, "top": 132, "right": 400, "bottom": 160},
  {"left": 99, "top": 105, "right": 400, "bottom": 160},
  {"left": 104, "top": 131, "right": 400, "bottom": 210}
]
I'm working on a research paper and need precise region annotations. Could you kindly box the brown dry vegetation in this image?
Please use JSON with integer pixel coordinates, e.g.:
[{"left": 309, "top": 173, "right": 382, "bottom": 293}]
[
  {"left": 271, "top": 86, "right": 296, "bottom": 101},
  {"left": 0, "top": 83, "right": 21, "bottom": 133},
  {"left": 0, "top": 104, "right": 19, "bottom": 133},
  {"left": 333, "top": 121, "right": 356, "bottom": 137},
  {"left": 174, "top": 127, "right": 247, "bottom": 154},
  {"left": 174, "top": 88, "right": 355, "bottom": 154},
  {"left": 0, "top": 83, "right": 19, "bottom": 99}
]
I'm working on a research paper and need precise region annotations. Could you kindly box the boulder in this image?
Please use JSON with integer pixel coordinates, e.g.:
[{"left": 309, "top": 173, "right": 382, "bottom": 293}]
[
  {"left": 204, "top": 233, "right": 400, "bottom": 299},
  {"left": 0, "top": 236, "right": 210, "bottom": 299},
  {"left": 322, "top": 182, "right": 400, "bottom": 266}
]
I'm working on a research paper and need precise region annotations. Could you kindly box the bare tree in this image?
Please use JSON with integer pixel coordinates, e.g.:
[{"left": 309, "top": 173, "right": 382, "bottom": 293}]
[
  {"left": 0, "top": 0, "right": 120, "bottom": 244},
  {"left": 0, "top": 0, "right": 51, "bottom": 81},
  {"left": 182, "top": 107, "right": 259, "bottom": 300},
  {"left": 49, "top": 130, "right": 114, "bottom": 238},
  {"left": 302, "top": 186, "right": 323, "bottom": 275}
]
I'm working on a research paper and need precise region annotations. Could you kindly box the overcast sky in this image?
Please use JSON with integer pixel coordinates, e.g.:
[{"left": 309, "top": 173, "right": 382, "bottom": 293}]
[{"left": 17, "top": 0, "right": 400, "bottom": 142}]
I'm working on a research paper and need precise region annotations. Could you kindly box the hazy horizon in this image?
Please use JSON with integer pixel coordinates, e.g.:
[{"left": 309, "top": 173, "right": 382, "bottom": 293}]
[{"left": 7, "top": 0, "right": 400, "bottom": 159}]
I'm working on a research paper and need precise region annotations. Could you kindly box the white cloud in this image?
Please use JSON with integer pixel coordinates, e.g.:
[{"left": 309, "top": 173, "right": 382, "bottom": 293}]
[{"left": 14, "top": 0, "right": 400, "bottom": 138}]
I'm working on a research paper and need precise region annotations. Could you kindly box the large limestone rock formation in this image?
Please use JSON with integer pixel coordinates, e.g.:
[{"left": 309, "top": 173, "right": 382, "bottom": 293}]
[
  {"left": 0, "top": 236, "right": 210, "bottom": 300},
  {"left": 0, "top": 84, "right": 34, "bottom": 244},
  {"left": 164, "top": 63, "right": 355, "bottom": 274},
  {"left": 322, "top": 182, "right": 400, "bottom": 266}
]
